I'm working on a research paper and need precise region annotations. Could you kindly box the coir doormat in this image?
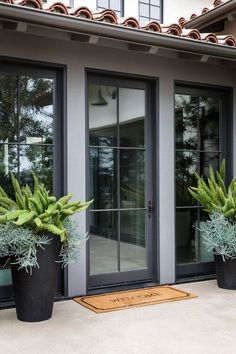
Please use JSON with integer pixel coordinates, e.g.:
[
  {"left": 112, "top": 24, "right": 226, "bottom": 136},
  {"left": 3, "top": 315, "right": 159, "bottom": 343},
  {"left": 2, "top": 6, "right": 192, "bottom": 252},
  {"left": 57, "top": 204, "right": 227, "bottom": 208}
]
[{"left": 73, "top": 286, "right": 197, "bottom": 313}]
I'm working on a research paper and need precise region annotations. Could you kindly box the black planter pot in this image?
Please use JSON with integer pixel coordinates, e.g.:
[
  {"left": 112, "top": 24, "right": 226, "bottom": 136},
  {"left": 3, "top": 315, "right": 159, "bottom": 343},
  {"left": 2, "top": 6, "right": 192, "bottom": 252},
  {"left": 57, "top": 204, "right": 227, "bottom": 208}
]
[
  {"left": 214, "top": 255, "right": 236, "bottom": 290},
  {"left": 0, "top": 256, "right": 10, "bottom": 269},
  {"left": 11, "top": 233, "right": 61, "bottom": 322}
]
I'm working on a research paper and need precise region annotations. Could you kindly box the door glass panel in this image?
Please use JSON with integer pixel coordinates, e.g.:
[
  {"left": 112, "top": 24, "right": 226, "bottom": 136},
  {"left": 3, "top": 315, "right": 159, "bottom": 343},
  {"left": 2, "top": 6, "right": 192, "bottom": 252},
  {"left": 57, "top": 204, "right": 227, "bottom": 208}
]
[
  {"left": 89, "top": 84, "right": 117, "bottom": 147},
  {"left": 176, "top": 151, "right": 198, "bottom": 207},
  {"left": 0, "top": 74, "right": 17, "bottom": 143},
  {"left": 176, "top": 208, "right": 198, "bottom": 264},
  {"left": 19, "top": 145, "right": 53, "bottom": 191},
  {"left": 19, "top": 77, "right": 54, "bottom": 145},
  {"left": 0, "top": 71, "right": 56, "bottom": 298},
  {"left": 119, "top": 88, "right": 145, "bottom": 148},
  {"left": 199, "top": 97, "right": 219, "bottom": 151},
  {"left": 120, "top": 150, "right": 145, "bottom": 208},
  {"left": 90, "top": 148, "right": 117, "bottom": 210},
  {"left": 89, "top": 80, "right": 150, "bottom": 285},
  {"left": 175, "top": 89, "right": 222, "bottom": 271},
  {"left": 175, "top": 94, "right": 198, "bottom": 150},
  {"left": 90, "top": 211, "right": 118, "bottom": 275},
  {"left": 120, "top": 210, "right": 147, "bottom": 271}
]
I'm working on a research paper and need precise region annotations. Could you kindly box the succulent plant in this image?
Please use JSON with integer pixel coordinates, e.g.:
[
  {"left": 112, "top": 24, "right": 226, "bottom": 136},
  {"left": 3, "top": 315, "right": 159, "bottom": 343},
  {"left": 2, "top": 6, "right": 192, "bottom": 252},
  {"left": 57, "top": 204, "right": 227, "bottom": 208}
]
[
  {"left": 188, "top": 159, "right": 236, "bottom": 220},
  {"left": 0, "top": 173, "right": 92, "bottom": 241}
]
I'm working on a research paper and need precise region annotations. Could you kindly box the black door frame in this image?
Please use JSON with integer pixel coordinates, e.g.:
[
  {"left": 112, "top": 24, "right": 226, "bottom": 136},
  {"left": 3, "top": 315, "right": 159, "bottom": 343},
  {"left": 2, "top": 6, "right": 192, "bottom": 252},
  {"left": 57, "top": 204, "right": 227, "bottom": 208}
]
[
  {"left": 0, "top": 59, "right": 66, "bottom": 303},
  {"left": 175, "top": 83, "right": 232, "bottom": 279},
  {"left": 86, "top": 71, "right": 157, "bottom": 289}
]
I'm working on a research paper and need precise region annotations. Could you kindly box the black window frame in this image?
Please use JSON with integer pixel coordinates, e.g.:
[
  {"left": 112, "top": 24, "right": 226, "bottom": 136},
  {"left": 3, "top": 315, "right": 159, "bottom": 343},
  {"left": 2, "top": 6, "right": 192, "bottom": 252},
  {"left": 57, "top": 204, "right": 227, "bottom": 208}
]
[
  {"left": 97, "top": 0, "right": 124, "bottom": 17},
  {"left": 175, "top": 82, "right": 233, "bottom": 280},
  {"left": 139, "top": 0, "right": 163, "bottom": 23},
  {"left": 0, "top": 58, "right": 67, "bottom": 307}
]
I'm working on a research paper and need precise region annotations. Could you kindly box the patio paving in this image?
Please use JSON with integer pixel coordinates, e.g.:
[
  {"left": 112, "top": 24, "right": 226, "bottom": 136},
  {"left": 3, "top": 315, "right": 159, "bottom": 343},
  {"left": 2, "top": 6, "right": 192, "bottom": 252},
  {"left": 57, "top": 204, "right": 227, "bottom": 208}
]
[{"left": 1, "top": 280, "right": 236, "bottom": 354}]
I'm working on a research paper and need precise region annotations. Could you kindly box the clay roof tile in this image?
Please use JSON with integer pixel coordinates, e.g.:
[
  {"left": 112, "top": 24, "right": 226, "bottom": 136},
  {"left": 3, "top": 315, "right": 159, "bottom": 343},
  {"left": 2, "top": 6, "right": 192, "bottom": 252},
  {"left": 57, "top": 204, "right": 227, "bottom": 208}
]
[
  {"left": 92, "top": 9, "right": 118, "bottom": 24},
  {"left": 69, "top": 6, "right": 93, "bottom": 19}
]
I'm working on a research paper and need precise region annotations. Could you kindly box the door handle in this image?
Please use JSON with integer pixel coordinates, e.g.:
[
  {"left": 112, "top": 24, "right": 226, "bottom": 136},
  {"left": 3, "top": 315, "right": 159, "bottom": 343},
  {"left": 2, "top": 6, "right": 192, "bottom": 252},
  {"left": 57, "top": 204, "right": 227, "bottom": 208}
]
[{"left": 148, "top": 200, "right": 153, "bottom": 218}]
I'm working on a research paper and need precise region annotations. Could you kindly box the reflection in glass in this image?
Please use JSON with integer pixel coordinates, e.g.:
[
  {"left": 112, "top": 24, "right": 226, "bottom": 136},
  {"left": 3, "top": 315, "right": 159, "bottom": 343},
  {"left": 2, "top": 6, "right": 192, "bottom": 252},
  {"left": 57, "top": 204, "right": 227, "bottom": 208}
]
[
  {"left": 120, "top": 210, "right": 147, "bottom": 271},
  {"left": 176, "top": 208, "right": 198, "bottom": 264},
  {"left": 19, "top": 77, "right": 53, "bottom": 145},
  {"left": 199, "top": 210, "right": 214, "bottom": 263},
  {"left": 0, "top": 74, "right": 17, "bottom": 143},
  {"left": 119, "top": 88, "right": 145, "bottom": 147},
  {"left": 200, "top": 152, "right": 220, "bottom": 179},
  {"left": 199, "top": 97, "right": 219, "bottom": 151},
  {"left": 120, "top": 150, "right": 145, "bottom": 208},
  {"left": 0, "top": 269, "right": 12, "bottom": 286},
  {"left": 19, "top": 145, "right": 53, "bottom": 192},
  {"left": 176, "top": 151, "right": 198, "bottom": 206},
  {"left": 89, "top": 85, "right": 117, "bottom": 147},
  {"left": 90, "top": 211, "right": 118, "bottom": 275},
  {"left": 90, "top": 148, "right": 117, "bottom": 210},
  {"left": 0, "top": 144, "right": 18, "bottom": 197},
  {"left": 175, "top": 94, "right": 198, "bottom": 150}
]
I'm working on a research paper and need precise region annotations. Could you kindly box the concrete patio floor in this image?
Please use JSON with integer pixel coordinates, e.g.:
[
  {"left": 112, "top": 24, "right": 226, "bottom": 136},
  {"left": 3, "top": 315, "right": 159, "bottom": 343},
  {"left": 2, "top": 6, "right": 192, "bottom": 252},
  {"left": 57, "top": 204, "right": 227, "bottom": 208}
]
[{"left": 1, "top": 280, "right": 236, "bottom": 354}]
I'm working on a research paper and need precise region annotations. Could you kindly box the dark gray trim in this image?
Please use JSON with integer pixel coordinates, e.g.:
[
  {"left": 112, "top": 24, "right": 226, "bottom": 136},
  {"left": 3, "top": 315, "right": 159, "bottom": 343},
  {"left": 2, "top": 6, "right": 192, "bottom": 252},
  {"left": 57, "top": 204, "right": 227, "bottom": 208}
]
[
  {"left": 174, "top": 81, "right": 233, "bottom": 280},
  {"left": 85, "top": 68, "right": 158, "bottom": 290}
]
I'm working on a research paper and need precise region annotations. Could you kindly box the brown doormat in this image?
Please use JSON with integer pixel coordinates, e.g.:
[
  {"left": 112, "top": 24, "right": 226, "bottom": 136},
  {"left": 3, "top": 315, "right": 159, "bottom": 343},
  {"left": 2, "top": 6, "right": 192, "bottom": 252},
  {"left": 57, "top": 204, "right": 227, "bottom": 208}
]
[{"left": 73, "top": 286, "right": 197, "bottom": 313}]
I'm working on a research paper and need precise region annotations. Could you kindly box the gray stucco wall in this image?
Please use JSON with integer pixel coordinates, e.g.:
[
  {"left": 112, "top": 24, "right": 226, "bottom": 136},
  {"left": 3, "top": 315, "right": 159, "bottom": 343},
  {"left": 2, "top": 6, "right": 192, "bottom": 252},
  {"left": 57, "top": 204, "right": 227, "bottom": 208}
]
[{"left": 0, "top": 29, "right": 235, "bottom": 296}]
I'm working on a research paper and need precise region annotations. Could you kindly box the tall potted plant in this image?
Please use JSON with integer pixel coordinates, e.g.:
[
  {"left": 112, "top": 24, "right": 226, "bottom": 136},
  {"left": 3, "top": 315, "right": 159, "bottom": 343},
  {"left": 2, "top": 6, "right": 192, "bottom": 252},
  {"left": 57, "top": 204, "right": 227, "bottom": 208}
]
[
  {"left": 189, "top": 160, "right": 236, "bottom": 289},
  {"left": 0, "top": 173, "right": 92, "bottom": 322}
]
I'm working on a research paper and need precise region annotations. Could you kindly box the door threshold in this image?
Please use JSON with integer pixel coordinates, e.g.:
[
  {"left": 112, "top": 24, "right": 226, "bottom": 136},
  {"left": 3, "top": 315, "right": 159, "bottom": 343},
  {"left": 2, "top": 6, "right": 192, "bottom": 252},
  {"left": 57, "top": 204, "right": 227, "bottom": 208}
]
[
  {"left": 88, "top": 281, "right": 159, "bottom": 295},
  {"left": 176, "top": 273, "right": 216, "bottom": 285}
]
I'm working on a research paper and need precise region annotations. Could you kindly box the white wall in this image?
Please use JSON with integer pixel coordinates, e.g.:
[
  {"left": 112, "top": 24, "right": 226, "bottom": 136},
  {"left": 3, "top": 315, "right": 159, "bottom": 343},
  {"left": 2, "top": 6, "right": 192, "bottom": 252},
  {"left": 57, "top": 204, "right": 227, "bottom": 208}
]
[
  {"left": 0, "top": 29, "right": 235, "bottom": 295},
  {"left": 163, "top": 0, "right": 213, "bottom": 23}
]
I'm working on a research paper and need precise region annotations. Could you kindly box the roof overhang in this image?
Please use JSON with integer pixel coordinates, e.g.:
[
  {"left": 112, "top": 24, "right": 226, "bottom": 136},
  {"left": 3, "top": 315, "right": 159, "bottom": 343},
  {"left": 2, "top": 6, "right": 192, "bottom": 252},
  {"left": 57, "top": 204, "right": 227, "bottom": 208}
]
[
  {"left": 185, "top": 0, "right": 236, "bottom": 31},
  {"left": 1, "top": 2, "right": 236, "bottom": 63}
]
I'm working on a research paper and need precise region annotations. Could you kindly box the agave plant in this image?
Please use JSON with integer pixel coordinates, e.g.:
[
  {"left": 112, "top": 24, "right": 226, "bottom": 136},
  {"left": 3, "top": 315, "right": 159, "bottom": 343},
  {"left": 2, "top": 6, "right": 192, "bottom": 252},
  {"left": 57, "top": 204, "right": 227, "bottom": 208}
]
[
  {"left": 0, "top": 173, "right": 92, "bottom": 241},
  {"left": 188, "top": 159, "right": 236, "bottom": 220}
]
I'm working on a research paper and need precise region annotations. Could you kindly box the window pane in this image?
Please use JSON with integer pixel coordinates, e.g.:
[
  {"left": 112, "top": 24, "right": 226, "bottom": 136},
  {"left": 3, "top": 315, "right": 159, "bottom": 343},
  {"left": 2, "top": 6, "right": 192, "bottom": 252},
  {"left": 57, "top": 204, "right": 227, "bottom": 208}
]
[
  {"left": 120, "top": 210, "right": 147, "bottom": 271},
  {"left": 90, "top": 211, "right": 118, "bottom": 275},
  {"left": 140, "top": 0, "right": 149, "bottom": 4},
  {"left": 150, "top": 5, "right": 160, "bottom": 19},
  {"left": 176, "top": 151, "right": 198, "bottom": 207},
  {"left": 119, "top": 88, "right": 145, "bottom": 148},
  {"left": 98, "top": 0, "right": 109, "bottom": 8},
  {"left": 175, "top": 94, "right": 198, "bottom": 150},
  {"left": 89, "top": 84, "right": 117, "bottom": 147},
  {"left": 0, "top": 144, "right": 18, "bottom": 196},
  {"left": 110, "top": 0, "right": 121, "bottom": 11},
  {"left": 19, "top": 77, "right": 54, "bottom": 145},
  {"left": 176, "top": 208, "right": 198, "bottom": 264},
  {"left": 19, "top": 145, "right": 53, "bottom": 192},
  {"left": 120, "top": 150, "right": 145, "bottom": 208},
  {"left": 0, "top": 74, "right": 17, "bottom": 143},
  {"left": 199, "top": 97, "right": 220, "bottom": 151},
  {"left": 151, "top": 0, "right": 160, "bottom": 5},
  {"left": 140, "top": 3, "right": 150, "bottom": 17},
  {"left": 90, "top": 148, "right": 117, "bottom": 210}
]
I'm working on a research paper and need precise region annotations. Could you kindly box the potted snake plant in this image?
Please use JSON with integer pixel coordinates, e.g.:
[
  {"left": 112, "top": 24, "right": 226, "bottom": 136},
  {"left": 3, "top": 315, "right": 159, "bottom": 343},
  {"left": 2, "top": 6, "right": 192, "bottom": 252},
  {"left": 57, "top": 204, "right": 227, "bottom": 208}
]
[
  {"left": 189, "top": 159, "right": 236, "bottom": 289},
  {"left": 0, "top": 173, "right": 92, "bottom": 322}
]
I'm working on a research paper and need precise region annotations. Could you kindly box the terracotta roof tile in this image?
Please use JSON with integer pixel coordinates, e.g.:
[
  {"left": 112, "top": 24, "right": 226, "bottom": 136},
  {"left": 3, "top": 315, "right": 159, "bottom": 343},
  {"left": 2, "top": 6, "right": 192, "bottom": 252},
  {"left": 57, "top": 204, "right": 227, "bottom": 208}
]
[
  {"left": 181, "top": 0, "right": 232, "bottom": 27},
  {"left": 0, "top": 0, "right": 235, "bottom": 48}
]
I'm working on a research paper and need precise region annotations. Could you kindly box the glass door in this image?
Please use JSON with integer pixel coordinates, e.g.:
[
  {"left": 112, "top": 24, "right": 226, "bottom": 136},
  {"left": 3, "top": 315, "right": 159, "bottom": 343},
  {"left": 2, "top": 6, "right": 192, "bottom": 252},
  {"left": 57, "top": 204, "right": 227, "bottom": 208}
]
[
  {"left": 0, "top": 63, "right": 63, "bottom": 302},
  {"left": 88, "top": 74, "right": 154, "bottom": 288},
  {"left": 175, "top": 85, "right": 231, "bottom": 279}
]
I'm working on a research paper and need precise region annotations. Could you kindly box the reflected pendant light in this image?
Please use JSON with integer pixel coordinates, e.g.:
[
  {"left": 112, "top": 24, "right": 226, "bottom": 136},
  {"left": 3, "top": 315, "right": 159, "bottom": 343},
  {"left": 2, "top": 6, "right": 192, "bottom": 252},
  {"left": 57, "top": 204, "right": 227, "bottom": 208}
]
[{"left": 91, "top": 87, "right": 108, "bottom": 106}]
